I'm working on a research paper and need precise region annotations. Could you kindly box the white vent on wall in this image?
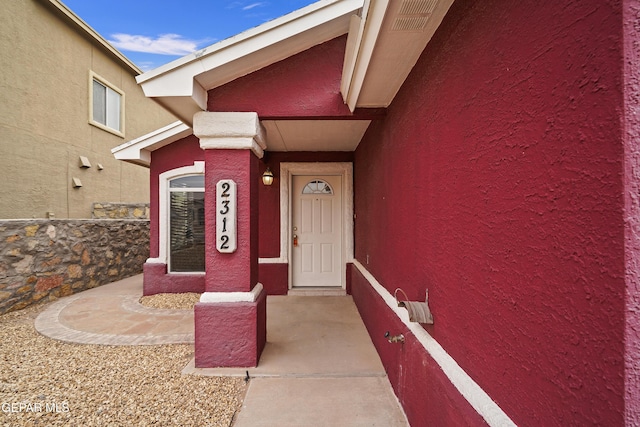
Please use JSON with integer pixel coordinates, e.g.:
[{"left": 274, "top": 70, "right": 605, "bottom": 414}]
[
  {"left": 398, "top": 0, "right": 438, "bottom": 15},
  {"left": 392, "top": 16, "right": 430, "bottom": 31},
  {"left": 392, "top": 0, "right": 438, "bottom": 32},
  {"left": 79, "top": 156, "right": 91, "bottom": 168}
]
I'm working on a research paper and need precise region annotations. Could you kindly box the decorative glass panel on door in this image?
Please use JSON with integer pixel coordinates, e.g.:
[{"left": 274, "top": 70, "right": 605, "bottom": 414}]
[{"left": 302, "top": 179, "right": 333, "bottom": 194}]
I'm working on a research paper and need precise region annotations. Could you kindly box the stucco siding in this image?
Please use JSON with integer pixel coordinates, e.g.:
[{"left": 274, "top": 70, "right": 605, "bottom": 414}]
[
  {"left": 207, "top": 35, "right": 351, "bottom": 118},
  {"left": 623, "top": 0, "right": 640, "bottom": 422},
  {"left": 354, "top": 0, "right": 626, "bottom": 424},
  {"left": 0, "top": 0, "right": 176, "bottom": 219}
]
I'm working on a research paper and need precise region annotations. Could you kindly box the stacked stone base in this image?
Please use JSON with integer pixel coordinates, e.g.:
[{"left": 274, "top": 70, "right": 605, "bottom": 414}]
[{"left": 0, "top": 219, "right": 149, "bottom": 314}]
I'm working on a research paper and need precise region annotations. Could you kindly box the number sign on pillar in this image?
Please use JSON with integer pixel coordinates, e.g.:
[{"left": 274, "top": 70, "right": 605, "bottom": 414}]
[{"left": 216, "top": 180, "right": 237, "bottom": 253}]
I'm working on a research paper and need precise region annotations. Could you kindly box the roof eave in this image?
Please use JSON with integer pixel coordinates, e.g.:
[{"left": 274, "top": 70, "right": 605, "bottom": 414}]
[
  {"left": 136, "top": 0, "right": 364, "bottom": 124},
  {"left": 111, "top": 121, "right": 192, "bottom": 167},
  {"left": 341, "top": 0, "right": 456, "bottom": 110},
  {"left": 340, "top": 0, "right": 388, "bottom": 112}
]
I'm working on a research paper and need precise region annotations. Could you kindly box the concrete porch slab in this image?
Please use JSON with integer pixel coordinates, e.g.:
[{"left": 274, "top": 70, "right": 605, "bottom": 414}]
[
  {"left": 183, "top": 296, "right": 385, "bottom": 377},
  {"left": 184, "top": 295, "right": 409, "bottom": 426},
  {"left": 234, "top": 377, "right": 408, "bottom": 427}
]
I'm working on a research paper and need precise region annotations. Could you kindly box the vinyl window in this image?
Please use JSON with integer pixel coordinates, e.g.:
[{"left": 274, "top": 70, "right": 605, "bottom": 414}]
[
  {"left": 169, "top": 175, "right": 205, "bottom": 272},
  {"left": 89, "top": 72, "right": 124, "bottom": 136}
]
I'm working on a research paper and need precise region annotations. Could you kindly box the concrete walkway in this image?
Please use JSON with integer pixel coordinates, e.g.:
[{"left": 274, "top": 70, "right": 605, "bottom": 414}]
[{"left": 35, "top": 275, "right": 409, "bottom": 426}]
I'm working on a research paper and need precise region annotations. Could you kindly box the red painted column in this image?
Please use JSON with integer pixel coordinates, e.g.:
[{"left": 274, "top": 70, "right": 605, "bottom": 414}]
[
  {"left": 203, "top": 148, "right": 258, "bottom": 292},
  {"left": 192, "top": 112, "right": 267, "bottom": 368}
]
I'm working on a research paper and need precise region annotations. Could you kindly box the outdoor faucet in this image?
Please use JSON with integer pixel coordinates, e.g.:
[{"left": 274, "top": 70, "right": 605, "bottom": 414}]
[{"left": 384, "top": 331, "right": 405, "bottom": 344}]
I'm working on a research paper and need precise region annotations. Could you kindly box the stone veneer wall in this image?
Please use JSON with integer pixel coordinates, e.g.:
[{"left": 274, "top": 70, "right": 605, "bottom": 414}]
[
  {"left": 92, "top": 202, "right": 150, "bottom": 219},
  {"left": 0, "top": 219, "right": 149, "bottom": 314}
]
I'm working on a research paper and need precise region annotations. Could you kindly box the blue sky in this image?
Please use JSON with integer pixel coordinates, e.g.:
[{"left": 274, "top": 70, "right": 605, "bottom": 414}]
[{"left": 62, "top": 0, "right": 318, "bottom": 71}]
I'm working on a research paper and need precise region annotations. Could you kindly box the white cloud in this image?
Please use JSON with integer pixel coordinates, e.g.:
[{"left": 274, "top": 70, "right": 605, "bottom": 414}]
[
  {"left": 108, "top": 33, "right": 206, "bottom": 56},
  {"left": 136, "top": 61, "right": 158, "bottom": 72},
  {"left": 242, "top": 2, "right": 266, "bottom": 10},
  {"left": 226, "top": 1, "right": 267, "bottom": 10}
]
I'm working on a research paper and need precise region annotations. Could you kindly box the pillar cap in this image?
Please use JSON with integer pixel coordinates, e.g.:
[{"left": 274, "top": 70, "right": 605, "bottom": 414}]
[
  {"left": 194, "top": 112, "right": 266, "bottom": 158},
  {"left": 199, "top": 283, "right": 264, "bottom": 303}
]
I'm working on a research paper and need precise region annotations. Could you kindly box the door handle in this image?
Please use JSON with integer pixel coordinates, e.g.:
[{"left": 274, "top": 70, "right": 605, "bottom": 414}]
[{"left": 293, "top": 234, "right": 298, "bottom": 247}]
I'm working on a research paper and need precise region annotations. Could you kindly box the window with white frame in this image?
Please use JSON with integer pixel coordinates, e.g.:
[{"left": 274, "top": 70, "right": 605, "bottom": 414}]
[
  {"left": 169, "top": 174, "right": 205, "bottom": 272},
  {"left": 90, "top": 72, "right": 124, "bottom": 135}
]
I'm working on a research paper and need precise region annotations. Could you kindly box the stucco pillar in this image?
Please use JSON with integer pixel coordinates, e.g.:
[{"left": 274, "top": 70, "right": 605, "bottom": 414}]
[{"left": 192, "top": 111, "right": 267, "bottom": 368}]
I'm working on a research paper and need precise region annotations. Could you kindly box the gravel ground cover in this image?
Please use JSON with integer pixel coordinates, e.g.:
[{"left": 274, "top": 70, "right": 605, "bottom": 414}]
[
  {"left": 139, "top": 293, "right": 202, "bottom": 310},
  {"left": 0, "top": 299, "right": 246, "bottom": 426}
]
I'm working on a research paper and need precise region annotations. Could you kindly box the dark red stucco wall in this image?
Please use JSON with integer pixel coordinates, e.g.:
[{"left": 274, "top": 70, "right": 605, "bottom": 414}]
[
  {"left": 204, "top": 149, "right": 259, "bottom": 293},
  {"left": 354, "top": 0, "right": 626, "bottom": 425},
  {"left": 623, "top": 0, "right": 640, "bottom": 422},
  {"left": 207, "top": 36, "right": 352, "bottom": 118}
]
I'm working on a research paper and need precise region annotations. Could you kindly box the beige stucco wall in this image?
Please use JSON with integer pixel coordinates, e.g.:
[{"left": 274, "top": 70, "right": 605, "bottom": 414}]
[{"left": 0, "top": 0, "right": 177, "bottom": 219}]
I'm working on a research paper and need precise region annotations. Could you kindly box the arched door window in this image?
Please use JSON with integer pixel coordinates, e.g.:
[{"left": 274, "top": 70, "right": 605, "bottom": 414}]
[
  {"left": 169, "top": 175, "right": 205, "bottom": 272},
  {"left": 302, "top": 179, "right": 333, "bottom": 195}
]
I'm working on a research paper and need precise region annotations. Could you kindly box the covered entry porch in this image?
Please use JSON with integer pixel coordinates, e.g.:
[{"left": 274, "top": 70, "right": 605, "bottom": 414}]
[
  {"left": 110, "top": 0, "right": 438, "bottom": 369},
  {"left": 36, "top": 274, "right": 409, "bottom": 426}
]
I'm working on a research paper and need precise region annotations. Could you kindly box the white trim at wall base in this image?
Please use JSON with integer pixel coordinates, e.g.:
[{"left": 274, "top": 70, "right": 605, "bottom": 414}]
[
  {"left": 352, "top": 260, "right": 517, "bottom": 427},
  {"left": 258, "top": 257, "right": 287, "bottom": 264}
]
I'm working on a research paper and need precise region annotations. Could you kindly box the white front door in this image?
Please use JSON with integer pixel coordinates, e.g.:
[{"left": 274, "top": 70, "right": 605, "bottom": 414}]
[{"left": 291, "top": 175, "right": 343, "bottom": 287}]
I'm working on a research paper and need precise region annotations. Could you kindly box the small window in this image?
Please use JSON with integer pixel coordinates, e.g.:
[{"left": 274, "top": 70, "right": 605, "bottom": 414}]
[
  {"left": 170, "top": 175, "right": 206, "bottom": 189},
  {"left": 302, "top": 179, "right": 333, "bottom": 195},
  {"left": 169, "top": 174, "right": 205, "bottom": 272},
  {"left": 89, "top": 72, "right": 124, "bottom": 136}
]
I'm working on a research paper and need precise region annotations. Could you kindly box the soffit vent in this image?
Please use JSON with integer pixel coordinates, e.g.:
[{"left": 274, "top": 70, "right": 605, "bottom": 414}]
[
  {"left": 392, "top": 16, "right": 430, "bottom": 31},
  {"left": 398, "top": 0, "right": 438, "bottom": 15},
  {"left": 392, "top": 0, "right": 438, "bottom": 31}
]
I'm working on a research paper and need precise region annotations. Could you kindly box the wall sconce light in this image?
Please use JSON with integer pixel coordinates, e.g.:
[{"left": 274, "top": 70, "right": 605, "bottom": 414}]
[{"left": 262, "top": 167, "right": 274, "bottom": 186}]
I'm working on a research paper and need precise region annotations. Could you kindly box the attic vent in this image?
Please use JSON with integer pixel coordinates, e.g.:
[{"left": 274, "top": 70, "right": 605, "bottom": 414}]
[
  {"left": 398, "top": 0, "right": 437, "bottom": 15},
  {"left": 392, "top": 16, "right": 430, "bottom": 31},
  {"left": 392, "top": 0, "right": 438, "bottom": 32}
]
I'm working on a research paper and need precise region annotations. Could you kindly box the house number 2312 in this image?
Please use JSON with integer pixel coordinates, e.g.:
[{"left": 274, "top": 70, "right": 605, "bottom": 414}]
[{"left": 216, "top": 180, "right": 237, "bottom": 253}]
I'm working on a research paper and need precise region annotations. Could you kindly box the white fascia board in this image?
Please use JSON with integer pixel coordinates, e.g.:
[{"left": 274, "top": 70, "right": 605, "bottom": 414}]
[
  {"left": 137, "top": 0, "right": 364, "bottom": 97},
  {"left": 139, "top": 62, "right": 206, "bottom": 98},
  {"left": 342, "top": 0, "right": 389, "bottom": 111},
  {"left": 340, "top": 13, "right": 363, "bottom": 104},
  {"left": 111, "top": 121, "right": 192, "bottom": 167},
  {"left": 138, "top": 77, "right": 208, "bottom": 126}
]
